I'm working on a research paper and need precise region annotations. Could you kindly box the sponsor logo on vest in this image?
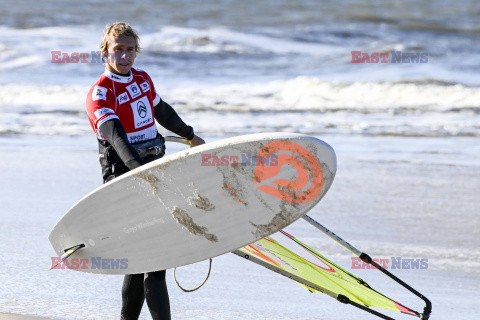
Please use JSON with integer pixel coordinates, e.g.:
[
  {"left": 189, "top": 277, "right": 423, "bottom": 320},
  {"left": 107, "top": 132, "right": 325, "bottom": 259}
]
[
  {"left": 129, "top": 134, "right": 147, "bottom": 144},
  {"left": 93, "top": 108, "right": 115, "bottom": 119},
  {"left": 118, "top": 92, "right": 130, "bottom": 104},
  {"left": 137, "top": 101, "right": 147, "bottom": 118},
  {"left": 130, "top": 96, "right": 153, "bottom": 129},
  {"left": 92, "top": 85, "right": 107, "bottom": 101},
  {"left": 253, "top": 140, "right": 324, "bottom": 204},
  {"left": 140, "top": 81, "right": 150, "bottom": 92},
  {"left": 126, "top": 82, "right": 141, "bottom": 99}
]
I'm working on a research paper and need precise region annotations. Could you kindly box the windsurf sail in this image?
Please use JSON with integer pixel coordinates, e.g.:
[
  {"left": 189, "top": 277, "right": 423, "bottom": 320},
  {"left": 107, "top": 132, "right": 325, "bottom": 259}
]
[{"left": 234, "top": 229, "right": 429, "bottom": 320}]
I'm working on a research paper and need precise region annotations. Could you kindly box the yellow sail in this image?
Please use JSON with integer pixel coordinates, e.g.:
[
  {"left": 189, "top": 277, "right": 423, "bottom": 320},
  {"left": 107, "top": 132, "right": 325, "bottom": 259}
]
[{"left": 237, "top": 230, "right": 419, "bottom": 317}]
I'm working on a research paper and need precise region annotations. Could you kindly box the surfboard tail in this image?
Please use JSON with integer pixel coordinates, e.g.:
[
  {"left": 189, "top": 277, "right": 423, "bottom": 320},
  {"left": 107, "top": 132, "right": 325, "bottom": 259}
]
[{"left": 49, "top": 244, "right": 85, "bottom": 270}]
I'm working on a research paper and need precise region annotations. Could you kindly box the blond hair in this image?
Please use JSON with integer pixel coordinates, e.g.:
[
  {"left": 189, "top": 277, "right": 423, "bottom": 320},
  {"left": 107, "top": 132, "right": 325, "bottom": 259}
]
[{"left": 100, "top": 22, "right": 141, "bottom": 53}]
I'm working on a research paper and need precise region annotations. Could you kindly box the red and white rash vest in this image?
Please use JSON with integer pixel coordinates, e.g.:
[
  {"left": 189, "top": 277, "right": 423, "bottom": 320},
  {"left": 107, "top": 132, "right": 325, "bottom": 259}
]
[{"left": 86, "top": 68, "right": 161, "bottom": 144}]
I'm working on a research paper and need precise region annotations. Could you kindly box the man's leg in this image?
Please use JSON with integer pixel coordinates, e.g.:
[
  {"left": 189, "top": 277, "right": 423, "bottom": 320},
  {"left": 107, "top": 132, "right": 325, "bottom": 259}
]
[
  {"left": 144, "top": 270, "right": 171, "bottom": 320},
  {"left": 121, "top": 274, "right": 145, "bottom": 320},
  {"left": 104, "top": 172, "right": 144, "bottom": 320}
]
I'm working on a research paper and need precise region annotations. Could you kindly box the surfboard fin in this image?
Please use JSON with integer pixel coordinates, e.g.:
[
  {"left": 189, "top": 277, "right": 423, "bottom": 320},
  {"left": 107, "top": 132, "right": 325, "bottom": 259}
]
[{"left": 49, "top": 244, "right": 85, "bottom": 270}]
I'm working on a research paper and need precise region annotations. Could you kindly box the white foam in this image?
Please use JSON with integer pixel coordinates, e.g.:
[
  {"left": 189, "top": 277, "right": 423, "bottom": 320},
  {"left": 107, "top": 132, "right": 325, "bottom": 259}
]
[
  {"left": 0, "top": 77, "right": 479, "bottom": 137},
  {"left": 141, "top": 26, "right": 341, "bottom": 55},
  {"left": 0, "top": 84, "right": 87, "bottom": 109},
  {"left": 2, "top": 77, "right": 479, "bottom": 112},
  {"left": 0, "top": 25, "right": 100, "bottom": 72},
  {"left": 160, "top": 76, "right": 480, "bottom": 112}
]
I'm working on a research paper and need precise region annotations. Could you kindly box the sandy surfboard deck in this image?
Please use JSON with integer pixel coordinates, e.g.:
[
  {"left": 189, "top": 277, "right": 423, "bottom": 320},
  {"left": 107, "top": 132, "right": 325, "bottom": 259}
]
[{"left": 49, "top": 133, "right": 336, "bottom": 274}]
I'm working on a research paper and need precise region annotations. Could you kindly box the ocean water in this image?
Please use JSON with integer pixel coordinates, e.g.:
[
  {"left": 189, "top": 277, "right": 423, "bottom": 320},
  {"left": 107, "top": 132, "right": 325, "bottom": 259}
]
[
  {"left": 1, "top": 0, "right": 479, "bottom": 137},
  {"left": 0, "top": 0, "right": 479, "bottom": 319}
]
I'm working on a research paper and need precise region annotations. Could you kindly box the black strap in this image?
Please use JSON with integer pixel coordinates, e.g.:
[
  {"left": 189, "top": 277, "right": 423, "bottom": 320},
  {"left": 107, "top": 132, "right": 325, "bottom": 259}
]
[{"left": 98, "top": 118, "right": 143, "bottom": 170}]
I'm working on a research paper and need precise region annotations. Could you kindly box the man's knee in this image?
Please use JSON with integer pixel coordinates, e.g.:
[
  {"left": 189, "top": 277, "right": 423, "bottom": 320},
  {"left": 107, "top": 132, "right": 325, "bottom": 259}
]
[{"left": 122, "top": 274, "right": 145, "bottom": 297}]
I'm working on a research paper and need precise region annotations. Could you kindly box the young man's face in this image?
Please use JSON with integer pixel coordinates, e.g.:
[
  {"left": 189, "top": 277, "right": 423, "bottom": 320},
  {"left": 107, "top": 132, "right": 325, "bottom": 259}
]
[{"left": 103, "top": 34, "right": 136, "bottom": 75}]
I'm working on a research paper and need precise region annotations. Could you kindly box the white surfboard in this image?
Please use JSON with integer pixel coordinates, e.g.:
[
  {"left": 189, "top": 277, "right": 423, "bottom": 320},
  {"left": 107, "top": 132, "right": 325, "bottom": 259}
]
[{"left": 49, "top": 133, "right": 336, "bottom": 274}]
